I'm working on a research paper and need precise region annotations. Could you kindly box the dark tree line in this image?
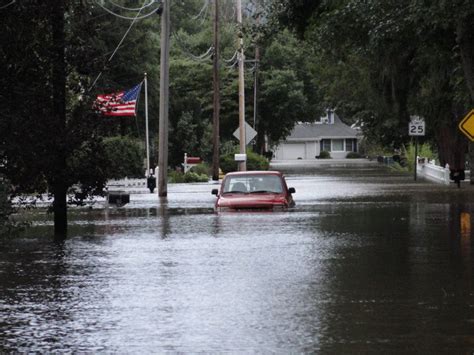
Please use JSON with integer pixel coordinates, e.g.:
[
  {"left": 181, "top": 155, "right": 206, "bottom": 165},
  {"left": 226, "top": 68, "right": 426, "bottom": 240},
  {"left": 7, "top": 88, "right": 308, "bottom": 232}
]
[{"left": 272, "top": 0, "right": 474, "bottom": 168}]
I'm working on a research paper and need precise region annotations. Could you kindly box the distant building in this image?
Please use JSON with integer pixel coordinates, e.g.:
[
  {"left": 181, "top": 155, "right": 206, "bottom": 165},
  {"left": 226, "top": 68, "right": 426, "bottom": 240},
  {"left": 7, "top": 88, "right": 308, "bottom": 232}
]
[{"left": 273, "top": 111, "right": 362, "bottom": 160}]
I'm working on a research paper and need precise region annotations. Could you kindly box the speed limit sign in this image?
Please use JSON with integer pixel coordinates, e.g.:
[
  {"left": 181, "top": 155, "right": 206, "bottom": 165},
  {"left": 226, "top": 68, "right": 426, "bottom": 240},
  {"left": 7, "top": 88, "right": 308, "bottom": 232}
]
[{"left": 409, "top": 118, "right": 425, "bottom": 136}]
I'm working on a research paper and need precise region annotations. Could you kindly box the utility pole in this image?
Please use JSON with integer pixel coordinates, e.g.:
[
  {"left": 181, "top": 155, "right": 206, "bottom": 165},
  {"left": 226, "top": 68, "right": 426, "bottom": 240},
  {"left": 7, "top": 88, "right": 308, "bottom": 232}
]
[
  {"left": 212, "top": 0, "right": 220, "bottom": 181},
  {"left": 144, "top": 72, "right": 150, "bottom": 177},
  {"left": 253, "top": 45, "right": 259, "bottom": 130},
  {"left": 158, "top": 0, "right": 170, "bottom": 197},
  {"left": 236, "top": 0, "right": 246, "bottom": 171}
]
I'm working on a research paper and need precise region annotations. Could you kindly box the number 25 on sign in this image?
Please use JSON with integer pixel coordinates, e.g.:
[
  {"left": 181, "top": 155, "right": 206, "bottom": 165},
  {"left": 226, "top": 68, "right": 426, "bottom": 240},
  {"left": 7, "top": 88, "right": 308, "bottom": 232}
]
[{"left": 409, "top": 118, "right": 425, "bottom": 136}]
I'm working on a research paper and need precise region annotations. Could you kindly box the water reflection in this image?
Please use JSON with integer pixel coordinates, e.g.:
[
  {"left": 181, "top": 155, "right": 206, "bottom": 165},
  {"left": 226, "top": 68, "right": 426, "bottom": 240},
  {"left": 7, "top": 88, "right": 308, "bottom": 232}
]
[
  {"left": 159, "top": 197, "right": 170, "bottom": 239},
  {"left": 1, "top": 165, "right": 474, "bottom": 352}
]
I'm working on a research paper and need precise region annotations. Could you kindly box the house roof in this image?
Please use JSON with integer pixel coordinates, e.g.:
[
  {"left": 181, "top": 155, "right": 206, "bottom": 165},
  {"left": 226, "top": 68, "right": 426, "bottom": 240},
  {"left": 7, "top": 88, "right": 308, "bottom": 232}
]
[{"left": 286, "top": 115, "right": 360, "bottom": 141}]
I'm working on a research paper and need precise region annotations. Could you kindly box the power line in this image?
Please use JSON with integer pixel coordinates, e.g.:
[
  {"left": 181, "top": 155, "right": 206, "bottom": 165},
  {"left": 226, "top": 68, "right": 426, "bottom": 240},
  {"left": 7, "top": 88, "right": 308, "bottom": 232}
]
[
  {"left": 172, "top": 30, "right": 214, "bottom": 62},
  {"left": 224, "top": 50, "right": 238, "bottom": 63},
  {"left": 94, "top": 0, "right": 161, "bottom": 21},
  {"left": 89, "top": 0, "right": 151, "bottom": 91},
  {"left": 0, "top": 0, "right": 15, "bottom": 10},
  {"left": 107, "top": 0, "right": 157, "bottom": 11},
  {"left": 192, "top": 0, "right": 210, "bottom": 22}
]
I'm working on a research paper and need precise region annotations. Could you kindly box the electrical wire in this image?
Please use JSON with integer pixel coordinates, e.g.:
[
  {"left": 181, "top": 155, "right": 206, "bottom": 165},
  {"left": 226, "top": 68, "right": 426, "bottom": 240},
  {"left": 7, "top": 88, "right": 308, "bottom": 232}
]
[
  {"left": 172, "top": 30, "right": 214, "bottom": 62},
  {"left": 107, "top": 0, "right": 156, "bottom": 11},
  {"left": 192, "top": 0, "right": 210, "bottom": 20},
  {"left": 94, "top": 0, "right": 161, "bottom": 21},
  {"left": 0, "top": 0, "right": 15, "bottom": 10},
  {"left": 88, "top": 0, "right": 149, "bottom": 91},
  {"left": 224, "top": 51, "right": 238, "bottom": 63}
]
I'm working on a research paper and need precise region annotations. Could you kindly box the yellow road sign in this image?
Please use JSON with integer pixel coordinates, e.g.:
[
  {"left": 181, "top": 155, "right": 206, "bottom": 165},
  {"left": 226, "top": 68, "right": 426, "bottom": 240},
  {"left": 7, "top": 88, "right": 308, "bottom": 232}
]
[{"left": 459, "top": 109, "right": 474, "bottom": 141}]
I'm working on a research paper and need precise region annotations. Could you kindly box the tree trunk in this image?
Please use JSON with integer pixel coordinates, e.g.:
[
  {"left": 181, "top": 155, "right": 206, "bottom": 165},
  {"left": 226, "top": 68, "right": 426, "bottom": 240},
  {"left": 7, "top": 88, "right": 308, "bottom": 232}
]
[
  {"left": 437, "top": 125, "right": 467, "bottom": 170},
  {"left": 457, "top": 20, "right": 474, "bottom": 101},
  {"left": 457, "top": 18, "right": 474, "bottom": 183},
  {"left": 51, "top": 1, "right": 68, "bottom": 238},
  {"left": 53, "top": 182, "right": 68, "bottom": 239}
]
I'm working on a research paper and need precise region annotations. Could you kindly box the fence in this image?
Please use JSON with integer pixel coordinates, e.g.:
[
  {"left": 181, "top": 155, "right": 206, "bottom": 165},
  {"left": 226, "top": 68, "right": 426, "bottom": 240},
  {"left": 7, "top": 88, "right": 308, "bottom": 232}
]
[
  {"left": 106, "top": 177, "right": 147, "bottom": 190},
  {"left": 416, "top": 157, "right": 470, "bottom": 185}
]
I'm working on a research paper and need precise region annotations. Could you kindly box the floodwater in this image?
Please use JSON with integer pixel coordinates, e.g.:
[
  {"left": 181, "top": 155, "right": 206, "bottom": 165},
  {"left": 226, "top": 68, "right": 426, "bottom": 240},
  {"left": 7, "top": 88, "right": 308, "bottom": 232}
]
[{"left": 1, "top": 162, "right": 474, "bottom": 353}]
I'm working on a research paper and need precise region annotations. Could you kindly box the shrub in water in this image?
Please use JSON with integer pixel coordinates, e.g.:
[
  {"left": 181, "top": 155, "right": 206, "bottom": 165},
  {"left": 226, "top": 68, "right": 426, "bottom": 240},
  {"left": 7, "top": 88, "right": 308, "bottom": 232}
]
[
  {"left": 220, "top": 150, "right": 269, "bottom": 173},
  {"left": 346, "top": 152, "right": 362, "bottom": 159},
  {"left": 189, "top": 163, "right": 210, "bottom": 176},
  {"left": 318, "top": 151, "right": 331, "bottom": 159}
]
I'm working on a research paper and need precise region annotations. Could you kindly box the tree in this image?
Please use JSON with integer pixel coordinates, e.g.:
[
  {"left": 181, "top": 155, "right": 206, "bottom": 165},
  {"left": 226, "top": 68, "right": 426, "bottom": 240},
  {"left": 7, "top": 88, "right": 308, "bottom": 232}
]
[
  {"left": 273, "top": 0, "right": 474, "bottom": 169},
  {"left": 1, "top": 2, "right": 110, "bottom": 238}
]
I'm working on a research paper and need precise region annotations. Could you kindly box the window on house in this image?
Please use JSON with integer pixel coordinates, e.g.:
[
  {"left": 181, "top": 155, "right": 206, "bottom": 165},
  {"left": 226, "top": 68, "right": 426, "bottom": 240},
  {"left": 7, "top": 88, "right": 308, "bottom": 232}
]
[
  {"left": 346, "top": 139, "right": 354, "bottom": 152},
  {"left": 321, "top": 139, "right": 331, "bottom": 152},
  {"left": 332, "top": 139, "right": 344, "bottom": 151}
]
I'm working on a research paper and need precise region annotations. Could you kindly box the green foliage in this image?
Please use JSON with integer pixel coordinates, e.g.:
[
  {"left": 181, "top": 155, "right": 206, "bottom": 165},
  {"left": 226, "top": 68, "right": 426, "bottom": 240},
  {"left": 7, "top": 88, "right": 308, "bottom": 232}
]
[
  {"left": 272, "top": 0, "right": 473, "bottom": 164},
  {"left": 190, "top": 163, "right": 210, "bottom": 176},
  {"left": 168, "top": 170, "right": 209, "bottom": 183},
  {"left": 318, "top": 151, "right": 331, "bottom": 159},
  {"left": 259, "top": 69, "right": 307, "bottom": 144},
  {"left": 346, "top": 152, "right": 362, "bottom": 159},
  {"left": 220, "top": 150, "right": 270, "bottom": 173},
  {"left": 405, "top": 142, "right": 437, "bottom": 172},
  {"left": 168, "top": 170, "right": 185, "bottom": 183},
  {"left": 358, "top": 140, "right": 393, "bottom": 160},
  {"left": 184, "top": 172, "right": 209, "bottom": 183},
  {"left": 388, "top": 162, "right": 408, "bottom": 173},
  {"left": 103, "top": 137, "right": 144, "bottom": 179}
]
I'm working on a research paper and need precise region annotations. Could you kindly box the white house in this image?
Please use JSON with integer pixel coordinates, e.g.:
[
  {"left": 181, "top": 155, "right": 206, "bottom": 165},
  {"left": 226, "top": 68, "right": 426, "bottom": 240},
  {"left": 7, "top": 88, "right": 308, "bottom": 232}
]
[{"left": 273, "top": 111, "right": 361, "bottom": 160}]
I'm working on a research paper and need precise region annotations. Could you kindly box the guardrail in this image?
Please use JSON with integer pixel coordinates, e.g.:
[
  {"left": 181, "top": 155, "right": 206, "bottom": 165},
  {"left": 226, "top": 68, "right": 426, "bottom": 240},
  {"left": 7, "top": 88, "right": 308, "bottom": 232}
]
[{"left": 416, "top": 157, "right": 470, "bottom": 184}]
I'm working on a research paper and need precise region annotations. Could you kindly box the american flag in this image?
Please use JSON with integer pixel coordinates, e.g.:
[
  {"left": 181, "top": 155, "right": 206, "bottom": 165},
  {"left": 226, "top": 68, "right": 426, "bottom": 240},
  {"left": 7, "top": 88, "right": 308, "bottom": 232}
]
[{"left": 94, "top": 83, "right": 142, "bottom": 117}]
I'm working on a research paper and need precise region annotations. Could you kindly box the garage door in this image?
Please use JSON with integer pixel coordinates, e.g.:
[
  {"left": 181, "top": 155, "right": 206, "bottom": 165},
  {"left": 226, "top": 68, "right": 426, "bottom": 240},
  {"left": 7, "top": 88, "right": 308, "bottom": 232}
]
[{"left": 280, "top": 143, "right": 306, "bottom": 160}]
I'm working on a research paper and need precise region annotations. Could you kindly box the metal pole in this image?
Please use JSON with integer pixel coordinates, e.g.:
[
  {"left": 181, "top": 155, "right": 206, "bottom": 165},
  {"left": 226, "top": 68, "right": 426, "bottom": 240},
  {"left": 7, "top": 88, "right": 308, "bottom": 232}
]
[
  {"left": 158, "top": 0, "right": 170, "bottom": 197},
  {"left": 414, "top": 137, "right": 418, "bottom": 181},
  {"left": 144, "top": 73, "right": 150, "bottom": 177},
  {"left": 212, "top": 0, "right": 220, "bottom": 181},
  {"left": 236, "top": 0, "right": 246, "bottom": 171},
  {"left": 470, "top": 142, "right": 474, "bottom": 185}
]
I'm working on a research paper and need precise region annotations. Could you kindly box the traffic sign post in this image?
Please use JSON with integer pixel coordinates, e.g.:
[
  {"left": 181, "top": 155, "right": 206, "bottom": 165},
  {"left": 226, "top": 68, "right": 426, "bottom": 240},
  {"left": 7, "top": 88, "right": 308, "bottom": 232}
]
[
  {"left": 459, "top": 109, "right": 474, "bottom": 185},
  {"left": 409, "top": 117, "right": 425, "bottom": 181},
  {"left": 233, "top": 121, "right": 257, "bottom": 146}
]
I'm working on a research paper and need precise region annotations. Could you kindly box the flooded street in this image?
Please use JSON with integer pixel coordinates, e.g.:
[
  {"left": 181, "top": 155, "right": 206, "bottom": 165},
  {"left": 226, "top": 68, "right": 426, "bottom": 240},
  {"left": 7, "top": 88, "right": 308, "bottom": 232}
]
[{"left": 1, "top": 162, "right": 474, "bottom": 352}]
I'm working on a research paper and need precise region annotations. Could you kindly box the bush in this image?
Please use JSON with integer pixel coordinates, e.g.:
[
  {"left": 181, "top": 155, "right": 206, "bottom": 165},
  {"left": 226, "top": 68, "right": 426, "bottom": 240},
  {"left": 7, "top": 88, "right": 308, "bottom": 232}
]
[
  {"left": 168, "top": 170, "right": 209, "bottom": 183},
  {"left": 103, "top": 137, "right": 144, "bottom": 179},
  {"left": 220, "top": 150, "right": 270, "bottom": 173},
  {"left": 318, "top": 151, "right": 331, "bottom": 159},
  {"left": 184, "top": 172, "right": 209, "bottom": 183},
  {"left": 346, "top": 152, "right": 362, "bottom": 159},
  {"left": 168, "top": 170, "right": 185, "bottom": 183},
  {"left": 405, "top": 142, "right": 437, "bottom": 172},
  {"left": 189, "top": 163, "right": 210, "bottom": 176}
]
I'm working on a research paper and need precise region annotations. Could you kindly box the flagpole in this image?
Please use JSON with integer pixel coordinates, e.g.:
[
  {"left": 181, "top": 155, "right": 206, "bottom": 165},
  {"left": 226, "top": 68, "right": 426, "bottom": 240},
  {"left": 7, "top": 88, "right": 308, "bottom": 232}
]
[{"left": 144, "top": 73, "right": 150, "bottom": 177}]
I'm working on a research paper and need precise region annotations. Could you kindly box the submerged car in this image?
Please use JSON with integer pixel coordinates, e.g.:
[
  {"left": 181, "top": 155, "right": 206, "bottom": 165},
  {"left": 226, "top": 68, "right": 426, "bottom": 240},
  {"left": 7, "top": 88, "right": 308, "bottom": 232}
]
[{"left": 211, "top": 171, "right": 295, "bottom": 212}]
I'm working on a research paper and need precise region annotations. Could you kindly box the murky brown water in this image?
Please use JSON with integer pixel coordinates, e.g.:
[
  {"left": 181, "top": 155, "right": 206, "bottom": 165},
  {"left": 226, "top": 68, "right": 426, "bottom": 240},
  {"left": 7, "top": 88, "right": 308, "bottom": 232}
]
[{"left": 1, "top": 162, "right": 474, "bottom": 352}]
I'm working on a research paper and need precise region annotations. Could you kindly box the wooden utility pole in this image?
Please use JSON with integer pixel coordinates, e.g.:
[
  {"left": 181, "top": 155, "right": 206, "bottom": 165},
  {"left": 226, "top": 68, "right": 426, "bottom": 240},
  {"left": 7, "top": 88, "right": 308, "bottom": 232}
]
[
  {"left": 253, "top": 2, "right": 261, "bottom": 132},
  {"left": 211, "top": 0, "right": 220, "bottom": 181},
  {"left": 158, "top": 0, "right": 170, "bottom": 197},
  {"left": 253, "top": 45, "right": 259, "bottom": 130},
  {"left": 236, "top": 0, "right": 246, "bottom": 171}
]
